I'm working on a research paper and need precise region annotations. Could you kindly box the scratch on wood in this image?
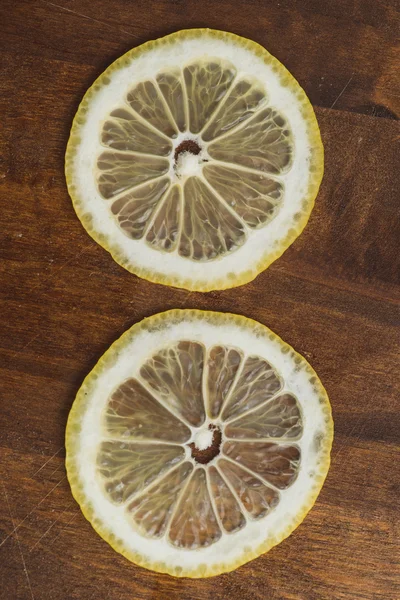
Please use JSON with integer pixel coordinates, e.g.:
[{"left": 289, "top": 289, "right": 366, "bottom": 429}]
[
  {"left": 8, "top": 332, "right": 41, "bottom": 360},
  {"left": 39, "top": 0, "right": 141, "bottom": 38},
  {"left": 2, "top": 484, "right": 35, "bottom": 600},
  {"left": 0, "top": 476, "right": 66, "bottom": 549},
  {"left": 32, "top": 446, "right": 63, "bottom": 477},
  {"left": 330, "top": 74, "right": 354, "bottom": 109},
  {"left": 48, "top": 460, "right": 65, "bottom": 479},
  {"left": 29, "top": 502, "right": 74, "bottom": 553},
  {"left": 49, "top": 509, "right": 81, "bottom": 546},
  {"left": 27, "top": 245, "right": 92, "bottom": 295}
]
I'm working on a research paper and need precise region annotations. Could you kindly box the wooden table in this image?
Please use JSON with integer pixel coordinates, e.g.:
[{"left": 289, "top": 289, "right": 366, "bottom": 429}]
[{"left": 1, "top": 1, "right": 399, "bottom": 598}]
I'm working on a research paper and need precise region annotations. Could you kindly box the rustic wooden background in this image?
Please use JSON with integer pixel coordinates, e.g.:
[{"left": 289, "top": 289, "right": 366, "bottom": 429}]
[{"left": 1, "top": 1, "right": 399, "bottom": 599}]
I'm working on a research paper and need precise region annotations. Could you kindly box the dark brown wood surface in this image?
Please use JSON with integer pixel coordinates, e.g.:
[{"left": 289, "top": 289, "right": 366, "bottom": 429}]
[{"left": 1, "top": 1, "right": 399, "bottom": 599}]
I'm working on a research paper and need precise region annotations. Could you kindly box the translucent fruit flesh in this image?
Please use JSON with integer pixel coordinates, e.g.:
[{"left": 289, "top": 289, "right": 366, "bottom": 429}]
[
  {"left": 96, "top": 58, "right": 293, "bottom": 262},
  {"left": 66, "top": 310, "right": 332, "bottom": 577},
  {"left": 98, "top": 341, "right": 303, "bottom": 549}
]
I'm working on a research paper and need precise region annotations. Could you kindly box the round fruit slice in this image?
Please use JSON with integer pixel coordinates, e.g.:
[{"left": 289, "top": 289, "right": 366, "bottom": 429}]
[
  {"left": 65, "top": 29, "right": 323, "bottom": 291},
  {"left": 66, "top": 310, "right": 333, "bottom": 577}
]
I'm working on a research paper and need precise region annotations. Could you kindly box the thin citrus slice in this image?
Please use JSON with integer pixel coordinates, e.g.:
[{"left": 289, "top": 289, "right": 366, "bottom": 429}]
[
  {"left": 66, "top": 310, "right": 333, "bottom": 577},
  {"left": 65, "top": 29, "right": 323, "bottom": 291}
]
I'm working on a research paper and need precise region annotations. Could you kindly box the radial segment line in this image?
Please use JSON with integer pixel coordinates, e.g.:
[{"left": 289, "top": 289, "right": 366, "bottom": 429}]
[
  {"left": 149, "top": 184, "right": 184, "bottom": 257},
  {"left": 205, "top": 468, "right": 226, "bottom": 534},
  {"left": 173, "top": 182, "right": 185, "bottom": 255},
  {"left": 128, "top": 461, "right": 185, "bottom": 510},
  {"left": 221, "top": 454, "right": 294, "bottom": 494},
  {"left": 201, "top": 92, "right": 268, "bottom": 142},
  {"left": 201, "top": 346, "right": 212, "bottom": 418},
  {"left": 198, "top": 75, "right": 239, "bottom": 137},
  {"left": 205, "top": 98, "right": 269, "bottom": 145},
  {"left": 116, "top": 456, "right": 186, "bottom": 509},
  {"left": 101, "top": 437, "right": 184, "bottom": 446},
  {"left": 98, "top": 147, "right": 170, "bottom": 160},
  {"left": 180, "top": 67, "right": 190, "bottom": 133},
  {"left": 175, "top": 343, "right": 186, "bottom": 386},
  {"left": 97, "top": 174, "right": 169, "bottom": 203},
  {"left": 141, "top": 181, "right": 172, "bottom": 240},
  {"left": 223, "top": 386, "right": 286, "bottom": 424},
  {"left": 164, "top": 467, "right": 196, "bottom": 539},
  {"left": 122, "top": 101, "right": 173, "bottom": 141},
  {"left": 216, "top": 352, "right": 247, "bottom": 419},
  {"left": 208, "top": 159, "right": 285, "bottom": 182},
  {"left": 200, "top": 176, "right": 250, "bottom": 233},
  {"left": 214, "top": 464, "right": 250, "bottom": 525},
  {"left": 154, "top": 78, "right": 180, "bottom": 136},
  {"left": 223, "top": 435, "right": 303, "bottom": 444},
  {"left": 136, "top": 375, "right": 195, "bottom": 429}
]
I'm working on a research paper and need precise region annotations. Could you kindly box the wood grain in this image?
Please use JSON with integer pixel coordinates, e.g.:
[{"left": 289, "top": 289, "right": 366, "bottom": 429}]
[{"left": 1, "top": 1, "right": 399, "bottom": 599}]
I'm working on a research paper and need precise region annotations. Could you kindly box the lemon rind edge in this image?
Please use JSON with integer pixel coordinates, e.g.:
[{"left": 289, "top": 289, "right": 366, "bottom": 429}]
[
  {"left": 65, "top": 28, "right": 324, "bottom": 292},
  {"left": 65, "top": 308, "right": 333, "bottom": 578}
]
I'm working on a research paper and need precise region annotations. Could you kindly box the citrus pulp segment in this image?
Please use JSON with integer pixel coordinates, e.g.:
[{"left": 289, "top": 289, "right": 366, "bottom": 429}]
[
  {"left": 66, "top": 310, "right": 333, "bottom": 577},
  {"left": 65, "top": 29, "right": 323, "bottom": 291}
]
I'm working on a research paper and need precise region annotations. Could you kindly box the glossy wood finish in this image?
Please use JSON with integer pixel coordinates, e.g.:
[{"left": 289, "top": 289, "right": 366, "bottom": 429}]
[{"left": 1, "top": 1, "right": 399, "bottom": 598}]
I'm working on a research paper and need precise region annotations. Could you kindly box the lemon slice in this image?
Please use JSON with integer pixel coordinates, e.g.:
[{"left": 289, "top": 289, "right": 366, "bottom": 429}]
[
  {"left": 65, "top": 29, "right": 323, "bottom": 291},
  {"left": 66, "top": 310, "right": 333, "bottom": 577}
]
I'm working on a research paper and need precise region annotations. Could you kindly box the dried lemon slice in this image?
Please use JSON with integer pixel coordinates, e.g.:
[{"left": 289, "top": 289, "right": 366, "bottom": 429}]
[
  {"left": 66, "top": 310, "right": 333, "bottom": 577},
  {"left": 66, "top": 29, "right": 323, "bottom": 291}
]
